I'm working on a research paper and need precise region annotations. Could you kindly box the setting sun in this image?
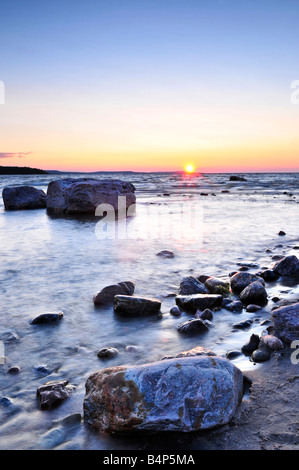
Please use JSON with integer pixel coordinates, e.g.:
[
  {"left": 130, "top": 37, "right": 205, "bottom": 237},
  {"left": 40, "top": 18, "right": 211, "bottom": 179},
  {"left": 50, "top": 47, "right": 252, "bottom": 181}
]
[{"left": 185, "top": 164, "right": 195, "bottom": 173}]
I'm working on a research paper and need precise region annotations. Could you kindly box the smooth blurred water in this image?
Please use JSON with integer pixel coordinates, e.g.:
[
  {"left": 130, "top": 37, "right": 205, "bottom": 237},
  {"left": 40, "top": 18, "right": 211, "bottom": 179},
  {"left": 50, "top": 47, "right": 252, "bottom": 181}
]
[{"left": 0, "top": 172, "right": 298, "bottom": 449}]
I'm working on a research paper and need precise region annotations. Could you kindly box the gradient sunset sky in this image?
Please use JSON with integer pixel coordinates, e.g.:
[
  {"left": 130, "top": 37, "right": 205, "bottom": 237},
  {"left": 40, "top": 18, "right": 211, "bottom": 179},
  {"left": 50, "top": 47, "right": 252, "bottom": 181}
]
[{"left": 1, "top": 0, "right": 299, "bottom": 172}]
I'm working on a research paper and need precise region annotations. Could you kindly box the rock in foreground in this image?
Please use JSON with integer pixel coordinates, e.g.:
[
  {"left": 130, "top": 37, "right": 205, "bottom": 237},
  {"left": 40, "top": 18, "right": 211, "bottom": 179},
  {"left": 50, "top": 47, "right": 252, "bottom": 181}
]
[
  {"left": 83, "top": 356, "right": 243, "bottom": 433},
  {"left": 2, "top": 186, "right": 47, "bottom": 210},
  {"left": 46, "top": 178, "right": 136, "bottom": 214},
  {"left": 114, "top": 295, "right": 161, "bottom": 316}
]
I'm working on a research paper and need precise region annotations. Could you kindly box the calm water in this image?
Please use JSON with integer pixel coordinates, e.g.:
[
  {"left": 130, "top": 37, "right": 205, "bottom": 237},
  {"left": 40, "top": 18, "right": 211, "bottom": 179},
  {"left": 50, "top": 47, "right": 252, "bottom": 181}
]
[{"left": 0, "top": 172, "right": 298, "bottom": 450}]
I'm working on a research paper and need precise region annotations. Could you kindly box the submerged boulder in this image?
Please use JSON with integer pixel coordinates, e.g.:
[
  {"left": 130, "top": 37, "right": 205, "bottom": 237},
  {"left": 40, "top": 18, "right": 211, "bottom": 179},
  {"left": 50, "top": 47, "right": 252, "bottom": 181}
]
[
  {"left": 83, "top": 356, "right": 243, "bottom": 433},
  {"left": 271, "top": 302, "right": 299, "bottom": 343},
  {"left": 93, "top": 281, "right": 135, "bottom": 305},
  {"left": 2, "top": 186, "right": 47, "bottom": 210},
  {"left": 46, "top": 178, "right": 136, "bottom": 214}
]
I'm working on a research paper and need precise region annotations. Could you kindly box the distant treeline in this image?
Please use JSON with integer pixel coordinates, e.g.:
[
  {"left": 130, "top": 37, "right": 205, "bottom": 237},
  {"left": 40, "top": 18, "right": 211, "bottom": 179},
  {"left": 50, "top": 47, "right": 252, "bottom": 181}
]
[{"left": 0, "top": 166, "right": 48, "bottom": 175}]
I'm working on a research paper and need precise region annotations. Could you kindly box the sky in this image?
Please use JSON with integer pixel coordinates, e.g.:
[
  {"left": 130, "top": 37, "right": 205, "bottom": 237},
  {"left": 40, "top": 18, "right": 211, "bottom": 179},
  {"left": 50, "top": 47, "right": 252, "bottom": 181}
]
[{"left": 0, "top": 0, "right": 299, "bottom": 172}]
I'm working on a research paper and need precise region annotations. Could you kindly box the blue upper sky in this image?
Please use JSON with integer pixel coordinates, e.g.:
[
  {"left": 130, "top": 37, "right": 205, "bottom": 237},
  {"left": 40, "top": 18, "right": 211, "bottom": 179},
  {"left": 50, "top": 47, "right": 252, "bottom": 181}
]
[{"left": 0, "top": 0, "right": 299, "bottom": 171}]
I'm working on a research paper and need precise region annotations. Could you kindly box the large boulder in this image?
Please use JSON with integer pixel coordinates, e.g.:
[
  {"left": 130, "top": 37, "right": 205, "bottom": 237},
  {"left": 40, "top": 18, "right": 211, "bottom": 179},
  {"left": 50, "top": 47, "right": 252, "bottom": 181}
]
[
  {"left": 271, "top": 302, "right": 299, "bottom": 343},
  {"left": 93, "top": 281, "right": 135, "bottom": 305},
  {"left": 83, "top": 356, "right": 243, "bottom": 433},
  {"left": 230, "top": 272, "right": 264, "bottom": 294},
  {"left": 2, "top": 186, "right": 47, "bottom": 210},
  {"left": 46, "top": 178, "right": 136, "bottom": 214},
  {"left": 178, "top": 277, "right": 209, "bottom": 295},
  {"left": 175, "top": 294, "right": 223, "bottom": 313},
  {"left": 272, "top": 256, "right": 299, "bottom": 277},
  {"left": 239, "top": 281, "right": 268, "bottom": 306}
]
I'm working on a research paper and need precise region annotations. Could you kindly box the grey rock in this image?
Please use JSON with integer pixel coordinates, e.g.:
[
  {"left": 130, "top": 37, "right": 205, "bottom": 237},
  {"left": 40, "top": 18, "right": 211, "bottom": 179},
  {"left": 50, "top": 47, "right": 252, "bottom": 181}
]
[
  {"left": 271, "top": 302, "right": 299, "bottom": 343},
  {"left": 197, "top": 275, "right": 211, "bottom": 284},
  {"left": 97, "top": 347, "right": 119, "bottom": 359},
  {"left": 246, "top": 304, "right": 262, "bottom": 312},
  {"left": 46, "top": 178, "right": 136, "bottom": 214},
  {"left": 241, "top": 334, "right": 260, "bottom": 354},
  {"left": 170, "top": 306, "right": 181, "bottom": 317},
  {"left": 232, "top": 319, "right": 253, "bottom": 329},
  {"left": 258, "top": 269, "right": 279, "bottom": 282},
  {"left": 251, "top": 348, "right": 271, "bottom": 362},
  {"left": 178, "top": 276, "right": 209, "bottom": 295},
  {"left": 83, "top": 356, "right": 243, "bottom": 433},
  {"left": 36, "top": 380, "right": 76, "bottom": 410},
  {"left": 113, "top": 295, "right": 161, "bottom": 316},
  {"left": 31, "top": 312, "right": 64, "bottom": 325},
  {"left": 260, "top": 335, "right": 283, "bottom": 351},
  {"left": 175, "top": 294, "right": 223, "bottom": 313},
  {"left": 34, "top": 365, "right": 52, "bottom": 375},
  {"left": 239, "top": 281, "right": 268, "bottom": 307},
  {"left": 229, "top": 175, "right": 247, "bottom": 181},
  {"left": 7, "top": 366, "right": 21, "bottom": 374},
  {"left": 0, "top": 331, "right": 19, "bottom": 343},
  {"left": 222, "top": 299, "right": 243, "bottom": 312},
  {"left": 195, "top": 308, "right": 213, "bottom": 320},
  {"left": 226, "top": 350, "right": 242, "bottom": 360},
  {"left": 93, "top": 281, "right": 135, "bottom": 305},
  {"left": 272, "top": 255, "right": 299, "bottom": 277},
  {"left": 2, "top": 186, "right": 47, "bottom": 210},
  {"left": 177, "top": 318, "right": 209, "bottom": 334},
  {"left": 156, "top": 250, "right": 175, "bottom": 258},
  {"left": 161, "top": 346, "right": 216, "bottom": 360},
  {"left": 204, "top": 277, "right": 230, "bottom": 295},
  {"left": 230, "top": 272, "right": 264, "bottom": 294}
]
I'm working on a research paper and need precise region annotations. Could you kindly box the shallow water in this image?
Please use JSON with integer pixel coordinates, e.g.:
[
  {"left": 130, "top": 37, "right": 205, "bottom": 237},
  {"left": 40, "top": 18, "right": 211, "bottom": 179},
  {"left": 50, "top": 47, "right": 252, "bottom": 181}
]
[{"left": 0, "top": 172, "right": 298, "bottom": 449}]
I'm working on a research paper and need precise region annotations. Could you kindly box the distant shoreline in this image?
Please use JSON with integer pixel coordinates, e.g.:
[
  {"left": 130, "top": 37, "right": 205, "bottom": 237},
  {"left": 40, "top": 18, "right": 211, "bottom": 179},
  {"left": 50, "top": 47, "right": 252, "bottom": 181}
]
[
  {"left": 0, "top": 165, "right": 298, "bottom": 175},
  {"left": 0, "top": 166, "right": 48, "bottom": 175}
]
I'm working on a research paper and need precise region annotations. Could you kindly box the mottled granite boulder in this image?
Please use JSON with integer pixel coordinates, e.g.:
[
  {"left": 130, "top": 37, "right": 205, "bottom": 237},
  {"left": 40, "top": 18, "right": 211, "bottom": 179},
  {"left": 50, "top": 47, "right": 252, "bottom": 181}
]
[
  {"left": 271, "top": 303, "right": 299, "bottom": 343},
  {"left": 113, "top": 295, "right": 161, "bottom": 316},
  {"left": 175, "top": 294, "right": 223, "bottom": 313},
  {"left": 93, "top": 281, "right": 135, "bottom": 305},
  {"left": 272, "top": 256, "right": 299, "bottom": 277},
  {"left": 2, "top": 186, "right": 46, "bottom": 210},
  {"left": 46, "top": 178, "right": 136, "bottom": 214},
  {"left": 83, "top": 356, "right": 243, "bottom": 433}
]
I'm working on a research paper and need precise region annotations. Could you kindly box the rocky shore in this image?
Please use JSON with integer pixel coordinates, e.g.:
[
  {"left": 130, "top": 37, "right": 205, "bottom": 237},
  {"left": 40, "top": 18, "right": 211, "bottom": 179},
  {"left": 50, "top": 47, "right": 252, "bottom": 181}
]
[{"left": 0, "top": 176, "right": 298, "bottom": 450}]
